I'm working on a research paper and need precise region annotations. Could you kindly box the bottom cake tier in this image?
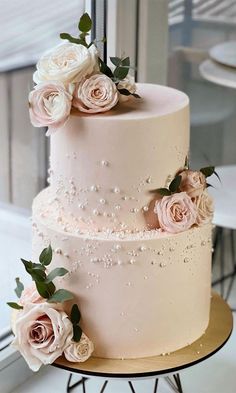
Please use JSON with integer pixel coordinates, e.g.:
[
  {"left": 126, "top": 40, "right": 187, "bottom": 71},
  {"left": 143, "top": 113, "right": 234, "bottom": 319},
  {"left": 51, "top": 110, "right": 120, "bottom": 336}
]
[{"left": 32, "top": 189, "right": 212, "bottom": 359}]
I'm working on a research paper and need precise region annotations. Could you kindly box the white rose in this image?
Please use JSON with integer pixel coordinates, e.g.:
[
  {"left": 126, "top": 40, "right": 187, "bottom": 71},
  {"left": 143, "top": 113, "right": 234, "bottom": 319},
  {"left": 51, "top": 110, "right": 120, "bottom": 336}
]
[
  {"left": 194, "top": 190, "right": 214, "bottom": 225},
  {"left": 64, "top": 333, "right": 94, "bottom": 362},
  {"left": 29, "top": 81, "right": 73, "bottom": 135},
  {"left": 12, "top": 303, "right": 73, "bottom": 372},
  {"left": 118, "top": 75, "right": 137, "bottom": 102},
  {"left": 73, "top": 74, "right": 118, "bottom": 113},
  {"left": 33, "top": 43, "right": 98, "bottom": 84}
]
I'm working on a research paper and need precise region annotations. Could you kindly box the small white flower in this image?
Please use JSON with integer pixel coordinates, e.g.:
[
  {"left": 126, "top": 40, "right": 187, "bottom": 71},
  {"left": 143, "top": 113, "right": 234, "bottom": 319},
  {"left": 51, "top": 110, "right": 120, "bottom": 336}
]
[
  {"left": 64, "top": 333, "right": 94, "bottom": 362},
  {"left": 118, "top": 75, "right": 137, "bottom": 102}
]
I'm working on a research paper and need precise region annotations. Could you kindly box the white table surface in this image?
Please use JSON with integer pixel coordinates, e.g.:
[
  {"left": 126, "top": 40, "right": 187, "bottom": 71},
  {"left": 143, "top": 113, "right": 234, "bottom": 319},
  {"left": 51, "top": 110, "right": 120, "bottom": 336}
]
[{"left": 200, "top": 59, "right": 236, "bottom": 89}]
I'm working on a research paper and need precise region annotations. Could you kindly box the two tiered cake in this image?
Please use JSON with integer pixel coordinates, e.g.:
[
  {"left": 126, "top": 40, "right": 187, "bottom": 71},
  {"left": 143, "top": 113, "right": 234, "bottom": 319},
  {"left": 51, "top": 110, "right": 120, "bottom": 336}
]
[{"left": 9, "top": 13, "right": 214, "bottom": 371}]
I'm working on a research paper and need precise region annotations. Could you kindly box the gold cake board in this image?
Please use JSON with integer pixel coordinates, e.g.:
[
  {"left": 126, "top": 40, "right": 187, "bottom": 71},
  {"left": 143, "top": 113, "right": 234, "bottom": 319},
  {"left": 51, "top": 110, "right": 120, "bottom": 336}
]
[{"left": 53, "top": 292, "right": 233, "bottom": 392}]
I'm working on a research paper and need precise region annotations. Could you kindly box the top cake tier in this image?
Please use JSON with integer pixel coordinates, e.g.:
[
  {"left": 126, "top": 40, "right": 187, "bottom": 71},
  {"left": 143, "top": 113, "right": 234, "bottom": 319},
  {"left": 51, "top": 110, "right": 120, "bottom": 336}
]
[{"left": 49, "top": 83, "right": 189, "bottom": 232}]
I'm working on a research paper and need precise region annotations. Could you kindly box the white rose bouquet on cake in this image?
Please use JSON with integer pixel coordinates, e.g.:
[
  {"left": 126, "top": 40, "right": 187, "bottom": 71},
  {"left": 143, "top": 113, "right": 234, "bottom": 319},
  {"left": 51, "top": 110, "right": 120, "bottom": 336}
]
[
  {"left": 29, "top": 13, "right": 140, "bottom": 136},
  {"left": 7, "top": 245, "right": 94, "bottom": 371}
]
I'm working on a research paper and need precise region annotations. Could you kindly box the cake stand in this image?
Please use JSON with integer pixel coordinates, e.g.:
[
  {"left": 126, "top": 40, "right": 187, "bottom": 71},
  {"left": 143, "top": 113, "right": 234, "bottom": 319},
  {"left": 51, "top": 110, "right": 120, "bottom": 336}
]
[{"left": 53, "top": 292, "right": 233, "bottom": 393}]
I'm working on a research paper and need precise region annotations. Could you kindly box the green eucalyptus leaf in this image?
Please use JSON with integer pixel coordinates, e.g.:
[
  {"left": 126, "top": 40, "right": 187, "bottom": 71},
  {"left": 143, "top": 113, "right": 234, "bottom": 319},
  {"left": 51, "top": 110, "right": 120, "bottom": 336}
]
[
  {"left": 47, "top": 289, "right": 74, "bottom": 303},
  {"left": 45, "top": 268, "right": 68, "bottom": 284},
  {"left": 71, "top": 304, "right": 81, "bottom": 325},
  {"left": 30, "top": 269, "right": 47, "bottom": 283},
  {"left": 200, "top": 166, "right": 215, "bottom": 178},
  {"left": 7, "top": 302, "right": 23, "bottom": 310},
  {"left": 113, "top": 66, "right": 129, "bottom": 80},
  {"left": 14, "top": 277, "right": 24, "bottom": 299},
  {"left": 73, "top": 325, "right": 82, "bottom": 342},
  {"left": 110, "top": 57, "right": 122, "bottom": 66},
  {"left": 39, "top": 245, "right": 52, "bottom": 266},
  {"left": 21, "top": 259, "right": 33, "bottom": 273},
  {"left": 169, "top": 175, "right": 182, "bottom": 193},
  {"left": 36, "top": 281, "right": 55, "bottom": 299},
  {"left": 118, "top": 88, "right": 131, "bottom": 96},
  {"left": 78, "top": 13, "right": 92, "bottom": 33},
  {"left": 121, "top": 57, "right": 130, "bottom": 67},
  {"left": 214, "top": 170, "right": 221, "bottom": 183},
  {"left": 132, "top": 93, "right": 141, "bottom": 99},
  {"left": 149, "top": 188, "right": 171, "bottom": 196},
  {"left": 99, "top": 58, "right": 113, "bottom": 78},
  {"left": 60, "top": 33, "right": 81, "bottom": 44}
]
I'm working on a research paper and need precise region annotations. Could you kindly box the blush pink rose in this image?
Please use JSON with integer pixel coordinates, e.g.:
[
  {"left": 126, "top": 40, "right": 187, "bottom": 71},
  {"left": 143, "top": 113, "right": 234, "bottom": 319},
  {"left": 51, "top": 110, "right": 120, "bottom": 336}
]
[
  {"left": 64, "top": 333, "right": 94, "bottom": 362},
  {"left": 12, "top": 303, "right": 73, "bottom": 371},
  {"left": 194, "top": 190, "right": 214, "bottom": 225},
  {"left": 179, "top": 170, "right": 206, "bottom": 198},
  {"left": 73, "top": 74, "right": 118, "bottom": 113},
  {"left": 19, "top": 283, "right": 43, "bottom": 307},
  {"left": 154, "top": 192, "right": 197, "bottom": 233},
  {"left": 29, "top": 81, "right": 73, "bottom": 135}
]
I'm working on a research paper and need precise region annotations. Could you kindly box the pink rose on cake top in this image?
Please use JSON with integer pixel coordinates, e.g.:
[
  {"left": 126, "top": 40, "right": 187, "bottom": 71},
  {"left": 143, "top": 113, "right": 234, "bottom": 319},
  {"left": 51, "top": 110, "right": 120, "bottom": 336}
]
[
  {"left": 29, "top": 82, "right": 73, "bottom": 135},
  {"left": 73, "top": 74, "right": 119, "bottom": 113},
  {"left": 28, "top": 13, "right": 139, "bottom": 134}
]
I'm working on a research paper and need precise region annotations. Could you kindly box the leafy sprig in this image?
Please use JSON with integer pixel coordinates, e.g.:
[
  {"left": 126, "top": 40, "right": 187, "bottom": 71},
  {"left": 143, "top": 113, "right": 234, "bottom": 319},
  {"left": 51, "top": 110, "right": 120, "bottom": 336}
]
[
  {"left": 60, "top": 13, "right": 92, "bottom": 48},
  {"left": 7, "top": 245, "right": 73, "bottom": 309},
  {"left": 70, "top": 304, "right": 82, "bottom": 342},
  {"left": 150, "top": 175, "right": 182, "bottom": 196},
  {"left": 150, "top": 165, "right": 219, "bottom": 196},
  {"left": 60, "top": 13, "right": 139, "bottom": 97}
]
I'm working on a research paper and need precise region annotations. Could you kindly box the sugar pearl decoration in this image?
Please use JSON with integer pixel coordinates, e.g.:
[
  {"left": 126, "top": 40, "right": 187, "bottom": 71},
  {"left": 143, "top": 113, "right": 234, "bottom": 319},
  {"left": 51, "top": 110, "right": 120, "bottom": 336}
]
[
  {"left": 184, "top": 257, "right": 189, "bottom": 263},
  {"left": 55, "top": 248, "right": 62, "bottom": 254},
  {"left": 90, "top": 185, "right": 99, "bottom": 192},
  {"left": 139, "top": 245, "right": 146, "bottom": 252},
  {"left": 129, "top": 258, "right": 135, "bottom": 265},
  {"left": 160, "top": 262, "right": 166, "bottom": 268},
  {"left": 93, "top": 209, "right": 100, "bottom": 216},
  {"left": 146, "top": 176, "right": 152, "bottom": 184},
  {"left": 101, "top": 160, "right": 109, "bottom": 166},
  {"left": 201, "top": 240, "right": 206, "bottom": 246},
  {"left": 113, "top": 187, "right": 120, "bottom": 194},
  {"left": 99, "top": 198, "right": 106, "bottom": 205},
  {"left": 143, "top": 206, "right": 149, "bottom": 212}
]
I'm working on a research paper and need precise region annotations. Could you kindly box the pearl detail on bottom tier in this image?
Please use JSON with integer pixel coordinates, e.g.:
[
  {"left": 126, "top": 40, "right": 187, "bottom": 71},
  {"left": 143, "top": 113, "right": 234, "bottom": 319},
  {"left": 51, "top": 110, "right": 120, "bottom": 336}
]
[{"left": 32, "top": 189, "right": 212, "bottom": 359}]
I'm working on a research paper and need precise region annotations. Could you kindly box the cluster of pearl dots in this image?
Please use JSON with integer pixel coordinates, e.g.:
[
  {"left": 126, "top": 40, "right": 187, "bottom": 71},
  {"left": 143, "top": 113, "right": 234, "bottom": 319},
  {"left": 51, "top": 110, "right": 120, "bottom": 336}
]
[{"left": 49, "top": 156, "right": 165, "bottom": 220}]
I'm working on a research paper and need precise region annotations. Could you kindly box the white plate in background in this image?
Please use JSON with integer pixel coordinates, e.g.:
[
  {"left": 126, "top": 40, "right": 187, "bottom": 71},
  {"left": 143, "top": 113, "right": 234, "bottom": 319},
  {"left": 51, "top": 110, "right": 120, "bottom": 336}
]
[{"left": 210, "top": 41, "right": 236, "bottom": 68}]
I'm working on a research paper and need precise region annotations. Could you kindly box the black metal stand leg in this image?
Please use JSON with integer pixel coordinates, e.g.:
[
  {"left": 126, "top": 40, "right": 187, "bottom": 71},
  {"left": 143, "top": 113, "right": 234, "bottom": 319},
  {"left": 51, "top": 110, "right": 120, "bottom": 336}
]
[
  {"left": 67, "top": 373, "right": 89, "bottom": 393},
  {"left": 129, "top": 379, "right": 159, "bottom": 393},
  {"left": 100, "top": 381, "right": 108, "bottom": 393},
  {"left": 165, "top": 373, "right": 183, "bottom": 393}
]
